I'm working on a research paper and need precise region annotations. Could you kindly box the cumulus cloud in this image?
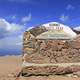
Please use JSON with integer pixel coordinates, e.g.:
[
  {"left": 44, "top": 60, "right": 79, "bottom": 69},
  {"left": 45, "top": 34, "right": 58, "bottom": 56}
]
[
  {"left": 0, "top": 18, "right": 25, "bottom": 38},
  {"left": 21, "top": 13, "right": 32, "bottom": 23},
  {"left": 66, "top": 4, "right": 74, "bottom": 10},
  {"left": 0, "top": 18, "right": 26, "bottom": 54},
  {"left": 59, "top": 14, "right": 69, "bottom": 22}
]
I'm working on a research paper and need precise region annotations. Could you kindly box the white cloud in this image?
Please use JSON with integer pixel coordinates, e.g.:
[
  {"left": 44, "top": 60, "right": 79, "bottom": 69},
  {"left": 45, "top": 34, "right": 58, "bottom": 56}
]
[
  {"left": 74, "top": 26, "right": 80, "bottom": 31},
  {"left": 59, "top": 14, "right": 69, "bottom": 22},
  {"left": 26, "top": 26, "right": 34, "bottom": 31},
  {"left": 66, "top": 4, "right": 74, "bottom": 10},
  {"left": 0, "top": 18, "right": 25, "bottom": 38},
  {"left": 0, "top": 18, "right": 11, "bottom": 31},
  {"left": 10, "top": 23, "right": 24, "bottom": 32},
  {"left": 11, "top": 15, "right": 16, "bottom": 20},
  {"left": 0, "top": 18, "right": 25, "bottom": 53},
  {"left": 21, "top": 13, "right": 32, "bottom": 23}
]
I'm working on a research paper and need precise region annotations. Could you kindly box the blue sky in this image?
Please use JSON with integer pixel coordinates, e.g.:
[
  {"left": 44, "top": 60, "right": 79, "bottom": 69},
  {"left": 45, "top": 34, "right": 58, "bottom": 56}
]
[{"left": 0, "top": 0, "right": 80, "bottom": 55}]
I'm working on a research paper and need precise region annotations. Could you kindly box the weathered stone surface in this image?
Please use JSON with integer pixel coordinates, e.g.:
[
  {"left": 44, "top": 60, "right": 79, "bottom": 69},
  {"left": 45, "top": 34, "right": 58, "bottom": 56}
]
[
  {"left": 23, "top": 32, "right": 80, "bottom": 63},
  {"left": 68, "top": 41, "right": 80, "bottom": 49},
  {"left": 22, "top": 64, "right": 80, "bottom": 75},
  {"left": 22, "top": 24, "right": 80, "bottom": 75},
  {"left": 23, "top": 48, "right": 36, "bottom": 55}
]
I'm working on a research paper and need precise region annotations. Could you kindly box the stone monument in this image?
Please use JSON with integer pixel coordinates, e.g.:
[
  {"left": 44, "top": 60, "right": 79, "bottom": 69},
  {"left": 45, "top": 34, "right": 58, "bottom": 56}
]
[{"left": 22, "top": 22, "right": 80, "bottom": 76}]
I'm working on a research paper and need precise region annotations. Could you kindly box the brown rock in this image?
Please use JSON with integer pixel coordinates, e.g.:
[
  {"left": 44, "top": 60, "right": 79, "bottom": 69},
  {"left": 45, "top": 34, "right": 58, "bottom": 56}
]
[
  {"left": 22, "top": 30, "right": 80, "bottom": 75},
  {"left": 23, "top": 48, "right": 36, "bottom": 55},
  {"left": 70, "top": 41, "right": 80, "bottom": 49}
]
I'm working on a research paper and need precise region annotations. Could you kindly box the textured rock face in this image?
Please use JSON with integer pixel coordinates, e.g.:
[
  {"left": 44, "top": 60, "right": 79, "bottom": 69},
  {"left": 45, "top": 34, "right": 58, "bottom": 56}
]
[
  {"left": 23, "top": 31, "right": 80, "bottom": 64},
  {"left": 22, "top": 64, "right": 80, "bottom": 75},
  {"left": 22, "top": 23, "right": 80, "bottom": 75}
]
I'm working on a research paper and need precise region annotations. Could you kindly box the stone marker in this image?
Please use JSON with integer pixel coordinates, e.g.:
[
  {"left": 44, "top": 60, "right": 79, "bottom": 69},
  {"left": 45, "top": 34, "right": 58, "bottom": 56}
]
[{"left": 22, "top": 22, "right": 80, "bottom": 76}]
